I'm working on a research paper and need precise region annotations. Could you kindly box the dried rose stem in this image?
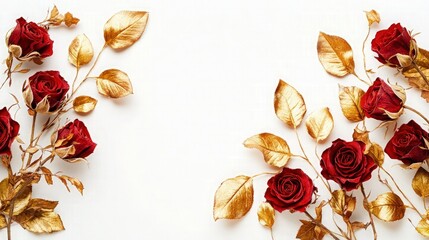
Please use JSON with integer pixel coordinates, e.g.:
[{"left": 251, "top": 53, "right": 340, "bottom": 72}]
[
  {"left": 403, "top": 105, "right": 429, "bottom": 125},
  {"left": 412, "top": 61, "right": 429, "bottom": 86},
  {"left": 24, "top": 112, "right": 38, "bottom": 168},
  {"left": 294, "top": 128, "right": 332, "bottom": 192},
  {"left": 362, "top": 26, "right": 373, "bottom": 83},
  {"left": 360, "top": 185, "right": 377, "bottom": 240},
  {"left": 270, "top": 228, "right": 274, "bottom": 240},
  {"left": 380, "top": 166, "right": 424, "bottom": 218},
  {"left": 304, "top": 211, "right": 342, "bottom": 240}
]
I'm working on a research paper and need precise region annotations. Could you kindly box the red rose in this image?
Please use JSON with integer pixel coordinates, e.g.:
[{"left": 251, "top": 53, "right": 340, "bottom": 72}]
[
  {"left": 360, "top": 78, "right": 404, "bottom": 121},
  {"left": 371, "top": 23, "right": 415, "bottom": 67},
  {"left": 321, "top": 139, "right": 376, "bottom": 191},
  {"left": 7, "top": 17, "right": 53, "bottom": 60},
  {"left": 0, "top": 107, "right": 19, "bottom": 158},
  {"left": 385, "top": 120, "right": 429, "bottom": 165},
  {"left": 54, "top": 119, "right": 96, "bottom": 159},
  {"left": 23, "top": 71, "right": 69, "bottom": 113},
  {"left": 264, "top": 168, "right": 316, "bottom": 212}
]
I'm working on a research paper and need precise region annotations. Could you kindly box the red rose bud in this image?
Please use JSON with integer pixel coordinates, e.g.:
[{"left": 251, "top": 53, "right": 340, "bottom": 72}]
[
  {"left": 264, "top": 168, "right": 316, "bottom": 212},
  {"left": 23, "top": 71, "right": 69, "bottom": 113},
  {"left": 321, "top": 139, "right": 376, "bottom": 191},
  {"left": 371, "top": 23, "right": 416, "bottom": 67},
  {"left": 360, "top": 78, "right": 405, "bottom": 121},
  {"left": 7, "top": 17, "right": 53, "bottom": 61},
  {"left": 54, "top": 119, "right": 96, "bottom": 160},
  {"left": 0, "top": 107, "right": 20, "bottom": 160},
  {"left": 385, "top": 120, "right": 429, "bottom": 165}
]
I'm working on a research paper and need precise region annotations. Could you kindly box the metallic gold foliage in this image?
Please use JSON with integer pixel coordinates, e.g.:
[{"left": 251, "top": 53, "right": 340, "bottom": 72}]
[
  {"left": 338, "top": 85, "right": 365, "bottom": 122},
  {"left": 367, "top": 142, "right": 384, "bottom": 167},
  {"left": 15, "top": 207, "right": 64, "bottom": 233},
  {"left": 416, "top": 217, "right": 429, "bottom": 237},
  {"left": 329, "top": 190, "right": 356, "bottom": 219},
  {"left": 96, "top": 69, "right": 133, "bottom": 98},
  {"left": 73, "top": 96, "right": 97, "bottom": 114},
  {"left": 403, "top": 48, "right": 429, "bottom": 101},
  {"left": 213, "top": 175, "right": 253, "bottom": 220},
  {"left": 412, "top": 167, "right": 429, "bottom": 198},
  {"left": 352, "top": 127, "right": 370, "bottom": 149},
  {"left": 317, "top": 32, "right": 355, "bottom": 77},
  {"left": 296, "top": 220, "right": 327, "bottom": 240},
  {"left": 64, "top": 12, "right": 80, "bottom": 27},
  {"left": 305, "top": 107, "right": 334, "bottom": 142},
  {"left": 368, "top": 192, "right": 406, "bottom": 222},
  {"left": 274, "top": 80, "right": 306, "bottom": 128},
  {"left": 257, "top": 202, "right": 275, "bottom": 229},
  {"left": 365, "top": 10, "right": 380, "bottom": 26},
  {"left": 46, "top": 6, "right": 79, "bottom": 27},
  {"left": 243, "top": 133, "right": 291, "bottom": 168},
  {"left": 104, "top": 11, "right": 149, "bottom": 50},
  {"left": 68, "top": 34, "right": 94, "bottom": 67},
  {"left": 0, "top": 215, "right": 6, "bottom": 229}
]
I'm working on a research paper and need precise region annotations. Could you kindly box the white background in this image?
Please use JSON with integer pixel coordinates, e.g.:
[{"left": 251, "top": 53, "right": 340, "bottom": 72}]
[{"left": 1, "top": 0, "right": 429, "bottom": 239}]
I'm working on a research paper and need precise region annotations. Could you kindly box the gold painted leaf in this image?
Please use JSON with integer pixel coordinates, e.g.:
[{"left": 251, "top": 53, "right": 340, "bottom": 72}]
[
  {"left": 213, "top": 175, "right": 253, "bottom": 220},
  {"left": 338, "top": 85, "right": 365, "bottom": 122},
  {"left": 96, "top": 69, "right": 133, "bottom": 98},
  {"left": 26, "top": 198, "right": 58, "bottom": 211},
  {"left": 412, "top": 167, "right": 429, "bottom": 197},
  {"left": 64, "top": 12, "right": 79, "bottom": 27},
  {"left": 317, "top": 32, "right": 355, "bottom": 77},
  {"left": 416, "top": 217, "right": 429, "bottom": 237},
  {"left": 11, "top": 185, "right": 32, "bottom": 216},
  {"left": 402, "top": 48, "right": 429, "bottom": 101},
  {"left": 73, "top": 96, "right": 97, "bottom": 114},
  {"left": 274, "top": 80, "right": 306, "bottom": 128},
  {"left": 243, "top": 133, "right": 291, "bottom": 168},
  {"left": 0, "top": 215, "right": 6, "bottom": 229},
  {"left": 296, "top": 220, "right": 326, "bottom": 240},
  {"left": 68, "top": 34, "right": 94, "bottom": 67},
  {"left": 305, "top": 107, "right": 334, "bottom": 142},
  {"left": 0, "top": 178, "right": 10, "bottom": 201},
  {"left": 15, "top": 209, "right": 64, "bottom": 233},
  {"left": 365, "top": 10, "right": 380, "bottom": 26},
  {"left": 367, "top": 142, "right": 384, "bottom": 166},
  {"left": 329, "top": 190, "right": 356, "bottom": 219},
  {"left": 257, "top": 202, "right": 275, "bottom": 228},
  {"left": 104, "top": 11, "right": 149, "bottom": 50},
  {"left": 368, "top": 192, "right": 406, "bottom": 222}
]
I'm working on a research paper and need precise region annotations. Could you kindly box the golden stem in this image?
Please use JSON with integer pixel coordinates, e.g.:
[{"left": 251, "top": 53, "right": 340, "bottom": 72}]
[
  {"left": 360, "top": 185, "right": 377, "bottom": 240},
  {"left": 404, "top": 105, "right": 429, "bottom": 125},
  {"left": 24, "top": 113, "right": 37, "bottom": 168},
  {"left": 270, "top": 228, "right": 275, "bottom": 240},
  {"left": 71, "top": 66, "right": 80, "bottom": 92},
  {"left": 304, "top": 211, "right": 342, "bottom": 240},
  {"left": 412, "top": 61, "right": 429, "bottom": 86},
  {"left": 345, "top": 219, "right": 357, "bottom": 240},
  {"left": 381, "top": 167, "right": 424, "bottom": 218},
  {"left": 352, "top": 72, "right": 371, "bottom": 86},
  {"left": 362, "top": 26, "right": 372, "bottom": 83},
  {"left": 251, "top": 172, "right": 278, "bottom": 179}
]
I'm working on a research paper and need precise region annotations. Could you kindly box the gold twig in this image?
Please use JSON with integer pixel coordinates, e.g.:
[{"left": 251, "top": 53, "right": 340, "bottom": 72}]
[
  {"left": 304, "top": 211, "right": 342, "bottom": 240},
  {"left": 404, "top": 105, "right": 429, "bottom": 125},
  {"left": 360, "top": 185, "right": 377, "bottom": 240}
]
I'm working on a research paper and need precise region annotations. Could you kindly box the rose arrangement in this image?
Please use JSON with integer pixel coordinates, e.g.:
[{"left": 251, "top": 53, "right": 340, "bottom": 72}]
[
  {"left": 214, "top": 10, "right": 429, "bottom": 239},
  {"left": 0, "top": 6, "right": 148, "bottom": 239}
]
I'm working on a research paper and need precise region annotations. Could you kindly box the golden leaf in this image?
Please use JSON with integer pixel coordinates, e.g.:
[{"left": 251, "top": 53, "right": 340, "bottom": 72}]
[
  {"left": 338, "top": 85, "right": 365, "bottom": 122},
  {"left": 0, "top": 178, "right": 10, "bottom": 201},
  {"left": 64, "top": 12, "right": 79, "bottom": 27},
  {"left": 257, "top": 202, "right": 275, "bottom": 229},
  {"left": 329, "top": 190, "right": 356, "bottom": 219},
  {"left": 365, "top": 10, "right": 380, "bottom": 26},
  {"left": 57, "top": 175, "right": 84, "bottom": 195},
  {"left": 15, "top": 209, "right": 64, "bottom": 233},
  {"left": 96, "top": 69, "right": 133, "bottom": 98},
  {"left": 403, "top": 48, "right": 429, "bottom": 101},
  {"left": 416, "top": 217, "right": 429, "bottom": 237},
  {"left": 11, "top": 184, "right": 32, "bottom": 216},
  {"left": 367, "top": 142, "right": 384, "bottom": 166},
  {"left": 352, "top": 126, "right": 370, "bottom": 150},
  {"left": 412, "top": 167, "right": 429, "bottom": 198},
  {"left": 0, "top": 215, "right": 6, "bottom": 229},
  {"left": 305, "top": 107, "right": 334, "bottom": 142},
  {"left": 104, "top": 11, "right": 149, "bottom": 50},
  {"left": 296, "top": 220, "right": 326, "bottom": 240},
  {"left": 48, "top": 5, "right": 64, "bottom": 26},
  {"left": 68, "top": 34, "right": 94, "bottom": 67},
  {"left": 243, "top": 133, "right": 291, "bottom": 168},
  {"left": 40, "top": 167, "right": 53, "bottom": 185},
  {"left": 368, "top": 192, "right": 406, "bottom": 222},
  {"left": 73, "top": 96, "right": 98, "bottom": 114},
  {"left": 26, "top": 198, "right": 58, "bottom": 212},
  {"left": 213, "top": 175, "right": 253, "bottom": 220},
  {"left": 274, "top": 80, "right": 306, "bottom": 128},
  {"left": 317, "top": 32, "right": 355, "bottom": 77}
]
